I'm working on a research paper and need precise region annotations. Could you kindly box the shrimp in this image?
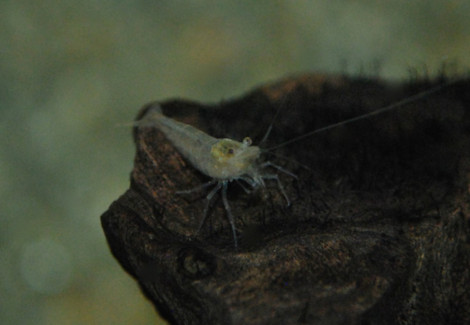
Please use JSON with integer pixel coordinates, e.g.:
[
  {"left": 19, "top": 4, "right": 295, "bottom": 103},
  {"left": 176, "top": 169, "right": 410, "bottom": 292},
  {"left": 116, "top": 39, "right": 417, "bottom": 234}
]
[
  {"left": 134, "top": 79, "right": 458, "bottom": 248},
  {"left": 135, "top": 105, "right": 295, "bottom": 248}
]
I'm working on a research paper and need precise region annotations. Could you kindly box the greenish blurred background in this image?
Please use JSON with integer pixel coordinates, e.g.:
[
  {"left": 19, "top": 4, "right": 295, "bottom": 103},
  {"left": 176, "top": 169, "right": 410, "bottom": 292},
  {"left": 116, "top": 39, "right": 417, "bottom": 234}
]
[{"left": 0, "top": 1, "right": 468, "bottom": 324}]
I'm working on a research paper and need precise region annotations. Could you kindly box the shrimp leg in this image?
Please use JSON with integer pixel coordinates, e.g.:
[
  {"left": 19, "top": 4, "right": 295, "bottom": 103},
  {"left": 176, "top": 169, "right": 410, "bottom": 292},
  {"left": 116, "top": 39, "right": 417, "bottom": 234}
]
[
  {"left": 260, "top": 161, "right": 298, "bottom": 179},
  {"left": 221, "top": 181, "right": 238, "bottom": 248},
  {"left": 260, "top": 161, "right": 297, "bottom": 206},
  {"left": 176, "top": 179, "right": 217, "bottom": 194},
  {"left": 196, "top": 181, "right": 239, "bottom": 248},
  {"left": 262, "top": 174, "right": 290, "bottom": 206},
  {"left": 235, "top": 179, "right": 252, "bottom": 194},
  {"left": 197, "top": 182, "right": 223, "bottom": 234},
  {"left": 238, "top": 176, "right": 258, "bottom": 189}
]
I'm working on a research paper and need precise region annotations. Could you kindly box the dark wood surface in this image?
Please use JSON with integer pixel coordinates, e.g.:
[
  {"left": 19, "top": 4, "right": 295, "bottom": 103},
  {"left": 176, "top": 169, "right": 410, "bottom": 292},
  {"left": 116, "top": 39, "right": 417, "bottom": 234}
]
[{"left": 101, "top": 74, "right": 470, "bottom": 324}]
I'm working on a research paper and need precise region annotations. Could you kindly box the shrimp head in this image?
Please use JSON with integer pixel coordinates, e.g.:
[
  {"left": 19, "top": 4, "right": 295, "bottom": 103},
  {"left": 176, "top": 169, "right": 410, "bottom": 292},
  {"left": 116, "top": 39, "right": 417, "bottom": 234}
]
[{"left": 209, "top": 137, "right": 261, "bottom": 180}]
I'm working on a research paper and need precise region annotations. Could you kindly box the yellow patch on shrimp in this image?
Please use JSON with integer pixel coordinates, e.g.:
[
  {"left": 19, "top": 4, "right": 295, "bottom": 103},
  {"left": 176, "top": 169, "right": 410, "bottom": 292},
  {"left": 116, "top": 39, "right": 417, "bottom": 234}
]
[{"left": 211, "top": 139, "right": 242, "bottom": 163}]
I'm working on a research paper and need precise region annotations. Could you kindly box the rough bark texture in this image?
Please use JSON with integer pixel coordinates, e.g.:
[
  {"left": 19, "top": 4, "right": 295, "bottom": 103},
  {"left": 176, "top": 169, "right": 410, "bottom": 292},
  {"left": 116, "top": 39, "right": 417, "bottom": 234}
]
[{"left": 101, "top": 74, "right": 470, "bottom": 325}]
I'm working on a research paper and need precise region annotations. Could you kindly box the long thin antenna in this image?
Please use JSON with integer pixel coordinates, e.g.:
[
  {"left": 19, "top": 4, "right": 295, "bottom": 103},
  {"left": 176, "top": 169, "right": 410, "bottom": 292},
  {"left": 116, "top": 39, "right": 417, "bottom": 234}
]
[
  {"left": 265, "top": 79, "right": 459, "bottom": 152},
  {"left": 259, "top": 94, "right": 289, "bottom": 145}
]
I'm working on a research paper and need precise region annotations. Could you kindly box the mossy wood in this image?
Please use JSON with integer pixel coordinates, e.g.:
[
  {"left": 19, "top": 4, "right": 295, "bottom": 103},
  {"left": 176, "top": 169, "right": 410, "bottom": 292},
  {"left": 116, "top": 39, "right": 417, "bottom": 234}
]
[{"left": 101, "top": 74, "right": 470, "bottom": 324}]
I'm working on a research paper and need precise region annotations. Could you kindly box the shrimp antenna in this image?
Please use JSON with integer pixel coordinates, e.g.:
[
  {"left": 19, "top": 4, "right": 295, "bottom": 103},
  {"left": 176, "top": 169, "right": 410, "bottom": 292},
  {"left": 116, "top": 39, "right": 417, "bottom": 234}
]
[
  {"left": 265, "top": 79, "right": 460, "bottom": 152},
  {"left": 259, "top": 94, "right": 290, "bottom": 146},
  {"left": 263, "top": 150, "right": 312, "bottom": 171}
]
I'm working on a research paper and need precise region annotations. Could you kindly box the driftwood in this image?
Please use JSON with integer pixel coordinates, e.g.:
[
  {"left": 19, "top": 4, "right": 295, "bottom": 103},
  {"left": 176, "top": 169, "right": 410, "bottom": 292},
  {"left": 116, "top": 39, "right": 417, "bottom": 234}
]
[{"left": 101, "top": 74, "right": 470, "bottom": 324}]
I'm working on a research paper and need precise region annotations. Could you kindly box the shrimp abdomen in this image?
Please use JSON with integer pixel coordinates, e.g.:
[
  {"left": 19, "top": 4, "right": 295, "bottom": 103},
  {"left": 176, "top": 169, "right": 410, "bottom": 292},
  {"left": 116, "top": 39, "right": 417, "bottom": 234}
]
[{"left": 137, "top": 106, "right": 219, "bottom": 176}]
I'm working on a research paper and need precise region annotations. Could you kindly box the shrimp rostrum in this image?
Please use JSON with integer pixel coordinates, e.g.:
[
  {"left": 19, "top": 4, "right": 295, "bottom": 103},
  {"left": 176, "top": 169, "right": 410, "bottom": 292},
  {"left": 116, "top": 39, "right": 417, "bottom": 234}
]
[{"left": 134, "top": 105, "right": 295, "bottom": 248}]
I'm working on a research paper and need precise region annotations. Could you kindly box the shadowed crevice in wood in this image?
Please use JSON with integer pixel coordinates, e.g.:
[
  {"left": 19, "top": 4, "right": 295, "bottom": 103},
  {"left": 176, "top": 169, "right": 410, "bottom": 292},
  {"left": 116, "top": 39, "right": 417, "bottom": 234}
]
[{"left": 102, "top": 74, "right": 470, "bottom": 324}]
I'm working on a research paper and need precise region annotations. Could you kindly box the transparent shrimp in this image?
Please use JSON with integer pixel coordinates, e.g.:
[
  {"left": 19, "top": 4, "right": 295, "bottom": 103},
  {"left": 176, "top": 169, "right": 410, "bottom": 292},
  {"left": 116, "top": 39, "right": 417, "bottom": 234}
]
[
  {"left": 134, "top": 105, "right": 294, "bottom": 248},
  {"left": 134, "top": 79, "right": 458, "bottom": 248}
]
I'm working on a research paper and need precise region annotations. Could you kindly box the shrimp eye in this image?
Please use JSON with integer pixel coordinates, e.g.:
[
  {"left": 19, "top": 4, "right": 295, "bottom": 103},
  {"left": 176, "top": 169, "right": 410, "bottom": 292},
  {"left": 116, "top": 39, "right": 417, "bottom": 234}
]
[
  {"left": 243, "top": 137, "right": 252, "bottom": 146},
  {"left": 228, "top": 148, "right": 234, "bottom": 154}
]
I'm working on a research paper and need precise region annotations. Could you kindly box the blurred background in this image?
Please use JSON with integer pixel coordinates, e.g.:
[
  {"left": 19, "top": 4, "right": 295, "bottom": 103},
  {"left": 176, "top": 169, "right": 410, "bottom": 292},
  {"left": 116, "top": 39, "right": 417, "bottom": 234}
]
[{"left": 0, "top": 1, "right": 469, "bottom": 324}]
